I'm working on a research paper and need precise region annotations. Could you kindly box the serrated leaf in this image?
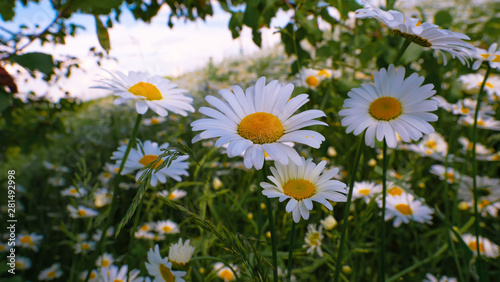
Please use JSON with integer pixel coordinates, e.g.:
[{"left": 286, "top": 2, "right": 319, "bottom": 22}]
[
  {"left": 10, "top": 52, "right": 55, "bottom": 77},
  {"left": 94, "top": 15, "right": 110, "bottom": 53}
]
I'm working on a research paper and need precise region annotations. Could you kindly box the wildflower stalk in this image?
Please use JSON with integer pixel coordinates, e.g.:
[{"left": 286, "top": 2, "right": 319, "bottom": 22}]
[
  {"left": 85, "top": 113, "right": 143, "bottom": 282},
  {"left": 262, "top": 162, "right": 278, "bottom": 282},
  {"left": 471, "top": 64, "right": 491, "bottom": 280},
  {"left": 333, "top": 132, "right": 364, "bottom": 282},
  {"left": 393, "top": 39, "right": 411, "bottom": 65},
  {"left": 380, "top": 140, "right": 388, "bottom": 282},
  {"left": 287, "top": 219, "right": 296, "bottom": 282}
]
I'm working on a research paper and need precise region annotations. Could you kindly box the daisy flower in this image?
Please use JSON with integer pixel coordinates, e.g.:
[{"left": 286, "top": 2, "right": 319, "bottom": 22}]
[
  {"left": 98, "top": 163, "right": 119, "bottom": 185},
  {"left": 157, "top": 189, "right": 188, "bottom": 201},
  {"left": 461, "top": 233, "right": 499, "bottom": 258},
  {"left": 96, "top": 253, "right": 114, "bottom": 268},
  {"left": 92, "top": 70, "right": 195, "bottom": 117},
  {"left": 191, "top": 76, "right": 327, "bottom": 169},
  {"left": 457, "top": 175, "right": 500, "bottom": 204},
  {"left": 339, "top": 64, "right": 438, "bottom": 148},
  {"left": 92, "top": 227, "right": 114, "bottom": 241},
  {"left": 260, "top": 157, "right": 347, "bottom": 223},
  {"left": 156, "top": 219, "right": 180, "bottom": 234},
  {"left": 351, "top": 181, "right": 382, "bottom": 202},
  {"left": 94, "top": 188, "right": 112, "bottom": 208},
  {"left": 111, "top": 140, "right": 189, "bottom": 187},
  {"left": 38, "top": 263, "right": 63, "bottom": 281},
  {"left": 168, "top": 238, "right": 195, "bottom": 266},
  {"left": 67, "top": 205, "right": 99, "bottom": 218},
  {"left": 214, "top": 262, "right": 237, "bottom": 281},
  {"left": 320, "top": 215, "right": 338, "bottom": 230},
  {"left": 459, "top": 115, "right": 500, "bottom": 131},
  {"left": 458, "top": 73, "right": 499, "bottom": 96},
  {"left": 458, "top": 137, "right": 493, "bottom": 156},
  {"left": 424, "top": 273, "right": 458, "bottom": 282},
  {"left": 299, "top": 68, "right": 331, "bottom": 88},
  {"left": 145, "top": 244, "right": 186, "bottom": 282},
  {"left": 100, "top": 265, "right": 142, "bottom": 282},
  {"left": 60, "top": 186, "right": 87, "bottom": 198},
  {"left": 143, "top": 116, "right": 167, "bottom": 126},
  {"left": 48, "top": 176, "right": 65, "bottom": 186},
  {"left": 355, "top": 4, "right": 474, "bottom": 65},
  {"left": 74, "top": 241, "right": 96, "bottom": 254},
  {"left": 17, "top": 232, "right": 43, "bottom": 251},
  {"left": 80, "top": 270, "right": 99, "bottom": 282},
  {"left": 430, "top": 165, "right": 460, "bottom": 184},
  {"left": 303, "top": 223, "right": 324, "bottom": 257},
  {"left": 15, "top": 256, "right": 32, "bottom": 270},
  {"left": 381, "top": 193, "right": 433, "bottom": 227},
  {"left": 472, "top": 43, "right": 500, "bottom": 70}
]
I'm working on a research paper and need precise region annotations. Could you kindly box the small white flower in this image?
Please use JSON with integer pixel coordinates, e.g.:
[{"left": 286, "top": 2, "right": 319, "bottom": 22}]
[
  {"left": 94, "top": 188, "right": 112, "bottom": 208},
  {"left": 320, "top": 215, "right": 338, "bottom": 230},
  {"left": 168, "top": 238, "right": 195, "bottom": 266},
  {"left": 156, "top": 220, "right": 180, "bottom": 234},
  {"left": 60, "top": 186, "right": 87, "bottom": 198},
  {"left": 96, "top": 253, "right": 114, "bottom": 268},
  {"left": 472, "top": 43, "right": 500, "bottom": 70},
  {"left": 67, "top": 205, "right": 99, "bottom": 218},
  {"left": 145, "top": 244, "right": 186, "bottom": 282},
  {"left": 15, "top": 256, "right": 32, "bottom": 270},
  {"left": 430, "top": 165, "right": 460, "bottom": 184},
  {"left": 38, "top": 263, "right": 63, "bottom": 281},
  {"left": 303, "top": 224, "right": 324, "bottom": 257},
  {"left": 461, "top": 233, "right": 499, "bottom": 258},
  {"left": 214, "top": 262, "right": 237, "bottom": 281},
  {"left": 381, "top": 193, "right": 433, "bottom": 227},
  {"left": 17, "top": 232, "right": 43, "bottom": 251},
  {"left": 424, "top": 273, "right": 458, "bottom": 282},
  {"left": 74, "top": 241, "right": 96, "bottom": 254},
  {"left": 351, "top": 181, "right": 382, "bottom": 203}
]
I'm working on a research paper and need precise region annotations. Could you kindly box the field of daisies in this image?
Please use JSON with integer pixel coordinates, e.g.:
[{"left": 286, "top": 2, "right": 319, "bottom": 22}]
[{"left": 1, "top": 1, "right": 500, "bottom": 282}]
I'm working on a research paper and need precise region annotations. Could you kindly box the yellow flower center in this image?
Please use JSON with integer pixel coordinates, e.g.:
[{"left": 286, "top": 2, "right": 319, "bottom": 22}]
[
  {"left": 151, "top": 118, "right": 160, "bottom": 124},
  {"left": 468, "top": 241, "right": 485, "bottom": 253},
  {"left": 79, "top": 209, "right": 87, "bottom": 217},
  {"left": 20, "top": 236, "right": 32, "bottom": 244},
  {"left": 90, "top": 272, "right": 97, "bottom": 279},
  {"left": 388, "top": 187, "right": 403, "bottom": 196},
  {"left": 220, "top": 269, "right": 234, "bottom": 280},
  {"left": 82, "top": 243, "right": 90, "bottom": 250},
  {"left": 309, "top": 232, "right": 321, "bottom": 246},
  {"left": 113, "top": 279, "right": 124, "bottom": 282},
  {"left": 162, "top": 226, "right": 172, "bottom": 233},
  {"left": 479, "top": 199, "right": 490, "bottom": 209},
  {"left": 460, "top": 107, "right": 470, "bottom": 114},
  {"left": 70, "top": 188, "right": 78, "bottom": 194},
  {"left": 446, "top": 172, "right": 455, "bottom": 182},
  {"left": 477, "top": 81, "right": 494, "bottom": 89},
  {"left": 139, "top": 154, "right": 163, "bottom": 169},
  {"left": 15, "top": 262, "right": 23, "bottom": 268},
  {"left": 369, "top": 97, "right": 402, "bottom": 121},
  {"left": 0, "top": 245, "right": 5, "bottom": 251},
  {"left": 140, "top": 224, "right": 149, "bottom": 231},
  {"left": 305, "top": 75, "right": 320, "bottom": 87},
  {"left": 102, "top": 259, "right": 110, "bottom": 267},
  {"left": 477, "top": 120, "right": 485, "bottom": 126},
  {"left": 317, "top": 69, "right": 331, "bottom": 78},
  {"left": 426, "top": 140, "right": 437, "bottom": 149},
  {"left": 159, "top": 263, "right": 175, "bottom": 282},
  {"left": 47, "top": 271, "right": 56, "bottom": 278},
  {"left": 395, "top": 203, "right": 413, "bottom": 215},
  {"left": 393, "top": 172, "right": 404, "bottom": 179},
  {"left": 237, "top": 112, "right": 284, "bottom": 144},
  {"left": 129, "top": 82, "right": 162, "bottom": 100},
  {"left": 283, "top": 179, "right": 315, "bottom": 200},
  {"left": 358, "top": 189, "right": 370, "bottom": 196},
  {"left": 480, "top": 54, "right": 500, "bottom": 62},
  {"left": 467, "top": 143, "right": 474, "bottom": 150}
]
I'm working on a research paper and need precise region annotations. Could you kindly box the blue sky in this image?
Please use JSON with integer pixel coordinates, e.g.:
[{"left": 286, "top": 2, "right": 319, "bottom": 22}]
[{"left": 2, "top": 0, "right": 291, "bottom": 101}]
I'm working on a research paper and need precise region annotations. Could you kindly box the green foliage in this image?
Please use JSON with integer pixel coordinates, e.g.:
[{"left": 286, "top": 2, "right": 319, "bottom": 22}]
[
  {"left": 10, "top": 52, "right": 55, "bottom": 78},
  {"left": 94, "top": 16, "right": 111, "bottom": 53}
]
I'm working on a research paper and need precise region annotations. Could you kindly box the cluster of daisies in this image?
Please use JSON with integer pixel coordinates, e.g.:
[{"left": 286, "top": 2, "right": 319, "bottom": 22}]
[{"left": 24, "top": 1, "right": 499, "bottom": 280}]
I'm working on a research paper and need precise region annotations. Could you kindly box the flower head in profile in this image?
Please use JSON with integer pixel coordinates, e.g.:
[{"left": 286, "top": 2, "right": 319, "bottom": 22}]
[
  {"left": 92, "top": 70, "right": 195, "bottom": 117},
  {"left": 261, "top": 157, "right": 347, "bottom": 223},
  {"left": 67, "top": 205, "right": 99, "bottom": 219},
  {"left": 339, "top": 65, "right": 438, "bottom": 148},
  {"left": 111, "top": 140, "right": 189, "bottom": 187},
  {"left": 191, "top": 76, "right": 327, "bottom": 169},
  {"left": 38, "top": 263, "right": 63, "bottom": 281},
  {"left": 145, "top": 244, "right": 186, "bottom": 282},
  {"left": 461, "top": 233, "right": 499, "bottom": 258},
  {"left": 472, "top": 43, "right": 500, "bottom": 70},
  {"left": 300, "top": 68, "right": 332, "bottom": 88},
  {"left": 214, "top": 262, "right": 237, "bottom": 281},
  {"left": 356, "top": 4, "right": 474, "bottom": 65},
  {"left": 168, "top": 238, "right": 195, "bottom": 266}
]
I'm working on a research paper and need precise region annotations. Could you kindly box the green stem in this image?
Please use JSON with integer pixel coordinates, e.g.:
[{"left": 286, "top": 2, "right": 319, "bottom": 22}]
[
  {"left": 287, "top": 219, "right": 297, "bottom": 282},
  {"left": 380, "top": 140, "right": 388, "bottom": 282},
  {"left": 85, "top": 113, "right": 142, "bottom": 282},
  {"left": 387, "top": 243, "right": 448, "bottom": 282},
  {"left": 393, "top": 39, "right": 411, "bottom": 66},
  {"left": 263, "top": 162, "right": 278, "bottom": 282},
  {"left": 257, "top": 171, "right": 264, "bottom": 245},
  {"left": 471, "top": 64, "right": 491, "bottom": 281},
  {"left": 333, "top": 132, "right": 365, "bottom": 282}
]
